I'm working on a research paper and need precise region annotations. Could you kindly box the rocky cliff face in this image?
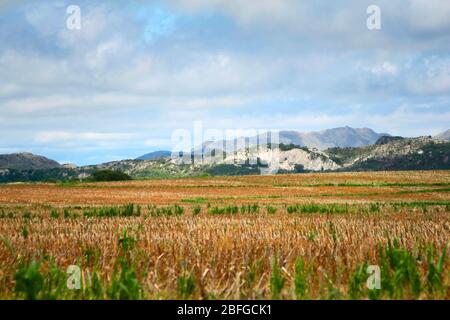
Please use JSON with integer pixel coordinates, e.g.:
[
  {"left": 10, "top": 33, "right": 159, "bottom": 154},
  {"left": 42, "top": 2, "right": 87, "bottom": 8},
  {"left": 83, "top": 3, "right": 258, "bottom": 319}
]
[{"left": 196, "top": 146, "right": 340, "bottom": 173}]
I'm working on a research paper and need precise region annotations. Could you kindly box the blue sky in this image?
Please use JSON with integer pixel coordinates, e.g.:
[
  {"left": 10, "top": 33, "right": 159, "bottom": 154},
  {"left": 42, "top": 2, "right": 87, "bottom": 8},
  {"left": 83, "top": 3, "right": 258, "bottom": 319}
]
[{"left": 1, "top": 0, "right": 450, "bottom": 165}]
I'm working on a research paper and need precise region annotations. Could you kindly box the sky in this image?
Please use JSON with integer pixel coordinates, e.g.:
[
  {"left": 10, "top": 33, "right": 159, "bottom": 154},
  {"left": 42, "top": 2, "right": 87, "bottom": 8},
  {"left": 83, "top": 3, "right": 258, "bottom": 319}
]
[{"left": 0, "top": 0, "right": 450, "bottom": 165}]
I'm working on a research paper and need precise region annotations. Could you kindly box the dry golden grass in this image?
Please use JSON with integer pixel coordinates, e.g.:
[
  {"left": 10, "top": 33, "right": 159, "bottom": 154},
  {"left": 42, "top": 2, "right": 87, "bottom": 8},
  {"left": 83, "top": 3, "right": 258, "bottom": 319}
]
[{"left": 0, "top": 171, "right": 449, "bottom": 299}]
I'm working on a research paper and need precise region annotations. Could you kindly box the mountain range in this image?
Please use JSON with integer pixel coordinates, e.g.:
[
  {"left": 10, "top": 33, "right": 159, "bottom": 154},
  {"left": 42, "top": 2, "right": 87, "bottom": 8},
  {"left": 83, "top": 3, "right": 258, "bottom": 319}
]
[
  {"left": 1, "top": 127, "right": 449, "bottom": 182},
  {"left": 276, "top": 126, "right": 390, "bottom": 149},
  {"left": 187, "top": 126, "right": 389, "bottom": 156}
]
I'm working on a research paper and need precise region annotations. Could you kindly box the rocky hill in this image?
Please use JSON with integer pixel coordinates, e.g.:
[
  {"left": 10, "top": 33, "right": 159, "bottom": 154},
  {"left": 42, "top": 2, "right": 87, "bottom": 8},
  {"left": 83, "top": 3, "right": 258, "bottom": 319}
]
[
  {"left": 327, "top": 136, "right": 450, "bottom": 171},
  {"left": 0, "top": 152, "right": 61, "bottom": 170}
]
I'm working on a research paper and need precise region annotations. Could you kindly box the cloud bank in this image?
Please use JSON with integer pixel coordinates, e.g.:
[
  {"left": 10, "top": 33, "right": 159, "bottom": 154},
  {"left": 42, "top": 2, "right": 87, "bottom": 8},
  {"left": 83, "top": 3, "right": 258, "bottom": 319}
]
[{"left": 0, "top": 0, "right": 449, "bottom": 164}]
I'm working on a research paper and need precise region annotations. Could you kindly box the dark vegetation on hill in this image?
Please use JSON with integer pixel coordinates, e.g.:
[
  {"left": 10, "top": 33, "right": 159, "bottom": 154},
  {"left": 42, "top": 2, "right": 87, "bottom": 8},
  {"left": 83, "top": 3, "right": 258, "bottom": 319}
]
[
  {"left": 0, "top": 153, "right": 61, "bottom": 170},
  {"left": 0, "top": 168, "right": 79, "bottom": 183},
  {"left": 348, "top": 142, "right": 450, "bottom": 171},
  {"left": 203, "top": 164, "right": 260, "bottom": 176},
  {"left": 375, "top": 136, "right": 405, "bottom": 145},
  {"left": 91, "top": 170, "right": 132, "bottom": 181}
]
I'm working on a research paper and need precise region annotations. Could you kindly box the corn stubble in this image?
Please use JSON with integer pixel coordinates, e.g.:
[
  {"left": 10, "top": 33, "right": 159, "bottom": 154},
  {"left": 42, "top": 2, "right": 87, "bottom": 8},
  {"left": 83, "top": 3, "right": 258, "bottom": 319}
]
[{"left": 0, "top": 171, "right": 449, "bottom": 300}]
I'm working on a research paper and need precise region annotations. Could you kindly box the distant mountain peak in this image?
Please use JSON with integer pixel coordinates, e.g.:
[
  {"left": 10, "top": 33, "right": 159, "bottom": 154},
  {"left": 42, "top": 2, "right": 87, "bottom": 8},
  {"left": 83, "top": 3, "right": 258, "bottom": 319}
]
[
  {"left": 435, "top": 129, "right": 450, "bottom": 141},
  {"left": 278, "top": 126, "right": 388, "bottom": 150},
  {"left": 136, "top": 150, "right": 171, "bottom": 161}
]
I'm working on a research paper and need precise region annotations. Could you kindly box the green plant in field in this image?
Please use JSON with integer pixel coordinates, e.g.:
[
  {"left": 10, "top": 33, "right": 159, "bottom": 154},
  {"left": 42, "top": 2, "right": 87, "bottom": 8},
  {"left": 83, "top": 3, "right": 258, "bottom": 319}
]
[
  {"left": 240, "top": 204, "right": 259, "bottom": 214},
  {"left": 83, "top": 204, "right": 141, "bottom": 218},
  {"left": 378, "top": 240, "right": 422, "bottom": 299},
  {"left": 118, "top": 229, "right": 137, "bottom": 252},
  {"left": 45, "top": 262, "right": 68, "bottom": 299},
  {"left": 87, "top": 270, "right": 105, "bottom": 299},
  {"left": 107, "top": 259, "right": 142, "bottom": 300},
  {"left": 307, "top": 231, "right": 317, "bottom": 241},
  {"left": 241, "top": 259, "right": 264, "bottom": 298},
  {"left": 63, "top": 208, "right": 71, "bottom": 219},
  {"left": 244, "top": 267, "right": 256, "bottom": 297},
  {"left": 21, "top": 224, "right": 29, "bottom": 239},
  {"left": 270, "top": 259, "right": 285, "bottom": 300},
  {"left": 148, "top": 205, "right": 184, "bottom": 217},
  {"left": 347, "top": 242, "right": 448, "bottom": 300},
  {"left": 173, "top": 205, "right": 184, "bottom": 216},
  {"left": 22, "top": 211, "right": 31, "bottom": 220},
  {"left": 0, "top": 208, "right": 16, "bottom": 219},
  {"left": 266, "top": 206, "right": 277, "bottom": 214},
  {"left": 14, "top": 260, "right": 44, "bottom": 300},
  {"left": 326, "top": 276, "right": 343, "bottom": 300},
  {"left": 193, "top": 206, "right": 201, "bottom": 216},
  {"left": 208, "top": 205, "right": 238, "bottom": 215},
  {"left": 368, "top": 203, "right": 381, "bottom": 213},
  {"left": 327, "top": 221, "right": 337, "bottom": 244},
  {"left": 287, "top": 203, "right": 350, "bottom": 214},
  {"left": 177, "top": 273, "right": 196, "bottom": 298},
  {"left": 294, "top": 258, "right": 308, "bottom": 299},
  {"left": 83, "top": 246, "right": 101, "bottom": 266},
  {"left": 426, "top": 245, "right": 447, "bottom": 296},
  {"left": 207, "top": 204, "right": 261, "bottom": 215},
  {"left": 122, "top": 204, "right": 135, "bottom": 217},
  {"left": 208, "top": 206, "right": 225, "bottom": 215},
  {"left": 136, "top": 205, "right": 141, "bottom": 217},
  {"left": 50, "top": 209, "right": 60, "bottom": 219},
  {"left": 15, "top": 258, "right": 69, "bottom": 300},
  {"left": 348, "top": 263, "right": 368, "bottom": 300}
]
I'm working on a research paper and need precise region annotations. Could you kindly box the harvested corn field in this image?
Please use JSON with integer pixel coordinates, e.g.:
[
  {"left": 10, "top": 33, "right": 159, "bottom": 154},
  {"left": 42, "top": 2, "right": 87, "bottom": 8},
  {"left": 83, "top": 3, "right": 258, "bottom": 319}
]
[{"left": 0, "top": 171, "right": 449, "bottom": 299}]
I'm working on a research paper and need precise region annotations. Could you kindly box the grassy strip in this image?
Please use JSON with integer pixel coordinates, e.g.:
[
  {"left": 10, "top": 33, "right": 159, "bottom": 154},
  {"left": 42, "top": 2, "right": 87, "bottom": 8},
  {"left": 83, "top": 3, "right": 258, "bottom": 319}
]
[
  {"left": 182, "top": 187, "right": 450, "bottom": 203},
  {"left": 56, "top": 182, "right": 262, "bottom": 189},
  {"left": 274, "top": 182, "right": 450, "bottom": 188},
  {"left": 317, "top": 187, "right": 450, "bottom": 198},
  {"left": 398, "top": 187, "right": 450, "bottom": 194},
  {"left": 1, "top": 201, "right": 448, "bottom": 220}
]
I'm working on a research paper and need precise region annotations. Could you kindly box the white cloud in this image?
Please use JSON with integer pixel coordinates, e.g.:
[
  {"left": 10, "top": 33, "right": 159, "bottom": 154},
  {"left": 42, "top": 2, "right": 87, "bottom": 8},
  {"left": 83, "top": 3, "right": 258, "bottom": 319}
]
[
  {"left": 1, "top": 1, "right": 449, "bottom": 164},
  {"left": 35, "top": 131, "right": 136, "bottom": 144},
  {"left": 408, "top": 0, "right": 450, "bottom": 31},
  {"left": 370, "top": 62, "right": 398, "bottom": 76},
  {"left": 144, "top": 138, "right": 173, "bottom": 147},
  {"left": 405, "top": 57, "right": 450, "bottom": 95}
]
